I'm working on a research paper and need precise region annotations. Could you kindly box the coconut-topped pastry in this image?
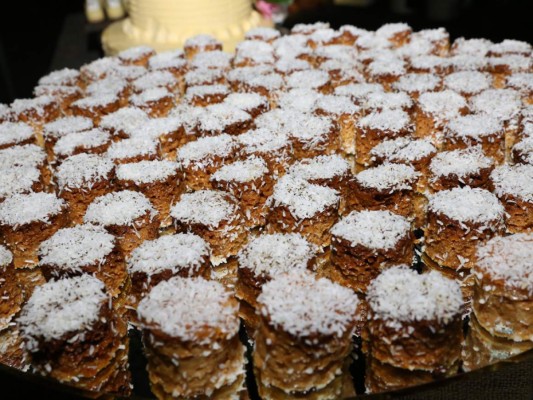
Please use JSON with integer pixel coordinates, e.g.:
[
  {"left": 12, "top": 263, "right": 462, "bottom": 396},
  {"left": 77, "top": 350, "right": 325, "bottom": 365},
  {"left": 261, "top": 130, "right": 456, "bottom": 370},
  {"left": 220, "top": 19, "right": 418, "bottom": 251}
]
[
  {"left": 0, "top": 165, "right": 44, "bottom": 203},
  {"left": 84, "top": 190, "right": 159, "bottom": 256},
  {"left": 313, "top": 94, "right": 361, "bottom": 155},
  {"left": 195, "top": 103, "right": 253, "bottom": 136},
  {"left": 127, "top": 234, "right": 210, "bottom": 313},
  {"left": 355, "top": 109, "right": 414, "bottom": 166},
  {"left": 472, "top": 234, "right": 533, "bottom": 343},
  {"left": 118, "top": 45, "right": 156, "bottom": 66},
  {"left": 137, "top": 277, "right": 245, "bottom": 399},
  {"left": 245, "top": 27, "right": 281, "bottom": 43},
  {"left": 425, "top": 187, "right": 505, "bottom": 270},
  {"left": 223, "top": 92, "right": 270, "bottom": 118},
  {"left": 255, "top": 271, "right": 360, "bottom": 399},
  {"left": 129, "top": 87, "right": 175, "bottom": 117},
  {"left": 0, "top": 121, "right": 35, "bottom": 151},
  {"left": 131, "top": 70, "right": 179, "bottom": 93},
  {"left": 512, "top": 136, "right": 533, "bottom": 165},
  {"left": 266, "top": 175, "right": 340, "bottom": 248},
  {"left": 328, "top": 210, "right": 413, "bottom": 294},
  {"left": 38, "top": 224, "right": 127, "bottom": 304},
  {"left": 116, "top": 160, "right": 183, "bottom": 227},
  {"left": 0, "top": 144, "right": 49, "bottom": 188},
  {"left": 415, "top": 90, "right": 468, "bottom": 146},
  {"left": 69, "top": 92, "right": 121, "bottom": 124},
  {"left": 10, "top": 95, "right": 60, "bottom": 129},
  {"left": 334, "top": 82, "right": 385, "bottom": 105},
  {"left": 392, "top": 73, "right": 442, "bottom": 100},
  {"left": 370, "top": 137, "right": 436, "bottom": 191},
  {"left": 364, "top": 266, "right": 463, "bottom": 393},
  {"left": 0, "top": 244, "right": 23, "bottom": 335},
  {"left": 176, "top": 134, "right": 238, "bottom": 191},
  {"left": 234, "top": 40, "right": 274, "bottom": 67},
  {"left": 42, "top": 116, "right": 93, "bottom": 157},
  {"left": 55, "top": 153, "right": 115, "bottom": 224},
  {"left": 443, "top": 71, "right": 493, "bottom": 98},
  {"left": 170, "top": 190, "right": 247, "bottom": 264},
  {"left": 506, "top": 72, "right": 533, "bottom": 104},
  {"left": 490, "top": 164, "right": 533, "bottom": 233},
  {"left": 99, "top": 107, "right": 150, "bottom": 140},
  {"left": 347, "top": 163, "right": 419, "bottom": 221},
  {"left": 237, "top": 128, "right": 293, "bottom": 176},
  {"left": 235, "top": 233, "right": 318, "bottom": 330},
  {"left": 429, "top": 146, "right": 495, "bottom": 192},
  {"left": 185, "top": 84, "right": 230, "bottom": 107},
  {"left": 184, "top": 67, "right": 226, "bottom": 88},
  {"left": 17, "top": 274, "right": 130, "bottom": 395},
  {"left": 183, "top": 34, "right": 223, "bottom": 59},
  {"left": 148, "top": 50, "right": 187, "bottom": 76},
  {"left": 364, "top": 91, "right": 414, "bottom": 114},
  {"left": 106, "top": 137, "right": 160, "bottom": 165},
  {"left": 211, "top": 156, "right": 273, "bottom": 228},
  {"left": 408, "top": 54, "right": 450, "bottom": 75},
  {"left": 376, "top": 22, "right": 412, "bottom": 47},
  {"left": 0, "top": 192, "right": 67, "bottom": 269},
  {"left": 486, "top": 55, "right": 532, "bottom": 88},
  {"left": 469, "top": 89, "right": 522, "bottom": 135},
  {"left": 53, "top": 128, "right": 112, "bottom": 161},
  {"left": 366, "top": 56, "right": 406, "bottom": 91},
  {"left": 286, "top": 69, "right": 331, "bottom": 93},
  {"left": 444, "top": 114, "right": 505, "bottom": 164}
]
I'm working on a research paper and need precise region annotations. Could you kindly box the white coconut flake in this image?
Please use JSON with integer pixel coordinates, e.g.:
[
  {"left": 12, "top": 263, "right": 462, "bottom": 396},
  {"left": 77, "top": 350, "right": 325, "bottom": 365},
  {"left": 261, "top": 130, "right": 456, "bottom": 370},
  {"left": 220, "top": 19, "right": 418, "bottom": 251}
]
[
  {"left": 38, "top": 68, "right": 79, "bottom": 87},
  {"left": 258, "top": 271, "right": 359, "bottom": 338},
  {"left": 43, "top": 116, "right": 93, "bottom": 140},
  {"left": 451, "top": 37, "right": 492, "bottom": 56},
  {"left": 430, "top": 146, "right": 494, "bottom": 179},
  {"left": 53, "top": 128, "right": 110, "bottom": 157},
  {"left": 286, "top": 70, "right": 330, "bottom": 90},
  {"left": 288, "top": 154, "right": 350, "bottom": 182},
  {"left": 0, "top": 144, "right": 46, "bottom": 169},
  {"left": 128, "top": 233, "right": 209, "bottom": 276},
  {"left": 355, "top": 163, "right": 418, "bottom": 191},
  {"left": 80, "top": 57, "right": 121, "bottom": 80},
  {"left": 245, "top": 27, "right": 281, "bottom": 41},
  {"left": 277, "top": 89, "right": 322, "bottom": 113},
  {"left": 85, "top": 76, "right": 128, "bottom": 97},
  {"left": 376, "top": 22, "right": 411, "bottom": 39},
  {"left": 211, "top": 156, "right": 268, "bottom": 183},
  {"left": 234, "top": 41, "right": 275, "bottom": 65},
  {"left": 184, "top": 34, "right": 221, "bottom": 49},
  {"left": 55, "top": 153, "right": 114, "bottom": 190},
  {"left": 137, "top": 277, "right": 239, "bottom": 342},
  {"left": 428, "top": 186, "right": 504, "bottom": 223},
  {"left": 184, "top": 68, "right": 225, "bottom": 87},
  {"left": 148, "top": 50, "right": 186, "bottom": 71},
  {"left": 332, "top": 210, "right": 410, "bottom": 250},
  {"left": 130, "top": 87, "right": 172, "bottom": 106},
  {"left": 409, "top": 55, "right": 449, "bottom": 72},
  {"left": 170, "top": 190, "right": 237, "bottom": 227},
  {"left": 223, "top": 92, "right": 269, "bottom": 113},
  {"left": 177, "top": 134, "right": 236, "bottom": 169},
  {"left": 513, "top": 137, "right": 533, "bottom": 164},
  {"left": 488, "top": 55, "right": 532, "bottom": 72},
  {"left": 490, "top": 164, "right": 533, "bottom": 202},
  {"left": 237, "top": 128, "right": 290, "bottom": 154},
  {"left": 191, "top": 50, "right": 233, "bottom": 69},
  {"left": 506, "top": 73, "right": 533, "bottom": 92},
  {"left": 116, "top": 160, "right": 179, "bottom": 184},
  {"left": 106, "top": 137, "right": 158, "bottom": 161},
  {"left": 476, "top": 233, "right": 533, "bottom": 294},
  {"left": 0, "top": 192, "right": 65, "bottom": 226},
  {"left": 358, "top": 109, "right": 412, "bottom": 133},
  {"left": 444, "top": 71, "right": 492, "bottom": 95},
  {"left": 367, "top": 266, "right": 463, "bottom": 327},
  {"left": 446, "top": 114, "right": 502, "bottom": 140},
  {"left": 196, "top": 104, "right": 251, "bottom": 133},
  {"left": 0, "top": 245, "right": 12, "bottom": 268},
  {"left": 10, "top": 96, "right": 56, "bottom": 117},
  {"left": 370, "top": 137, "right": 436, "bottom": 163},
  {"left": 84, "top": 190, "right": 156, "bottom": 226},
  {"left": 132, "top": 70, "right": 177, "bottom": 92},
  {"left": 334, "top": 83, "right": 384, "bottom": 100},
  {"left": 365, "top": 91, "right": 413, "bottom": 111},
  {"left": 275, "top": 57, "right": 312, "bottom": 74},
  {"left": 269, "top": 175, "right": 339, "bottom": 219},
  {"left": 367, "top": 56, "right": 406, "bottom": 76},
  {"left": 238, "top": 233, "right": 316, "bottom": 278},
  {"left": 314, "top": 95, "right": 359, "bottom": 115},
  {"left": 469, "top": 89, "right": 521, "bottom": 122},
  {"left": 18, "top": 275, "right": 107, "bottom": 347},
  {"left": 118, "top": 45, "right": 154, "bottom": 62},
  {"left": 392, "top": 73, "right": 441, "bottom": 93},
  {"left": 185, "top": 84, "right": 229, "bottom": 101},
  {"left": 38, "top": 224, "right": 115, "bottom": 272},
  {"left": 0, "top": 122, "right": 34, "bottom": 146}
]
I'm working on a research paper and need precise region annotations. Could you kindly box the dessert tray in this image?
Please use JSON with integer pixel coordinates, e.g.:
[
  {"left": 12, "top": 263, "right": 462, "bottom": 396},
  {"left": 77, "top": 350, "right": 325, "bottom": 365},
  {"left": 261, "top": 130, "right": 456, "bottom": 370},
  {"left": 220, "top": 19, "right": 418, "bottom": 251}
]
[{"left": 0, "top": 22, "right": 532, "bottom": 400}]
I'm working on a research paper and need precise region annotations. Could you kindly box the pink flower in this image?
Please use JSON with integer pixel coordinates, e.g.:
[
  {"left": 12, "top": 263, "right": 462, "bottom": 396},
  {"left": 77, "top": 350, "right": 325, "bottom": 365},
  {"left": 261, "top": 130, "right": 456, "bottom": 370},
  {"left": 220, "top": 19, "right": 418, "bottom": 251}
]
[{"left": 256, "top": 0, "right": 277, "bottom": 19}]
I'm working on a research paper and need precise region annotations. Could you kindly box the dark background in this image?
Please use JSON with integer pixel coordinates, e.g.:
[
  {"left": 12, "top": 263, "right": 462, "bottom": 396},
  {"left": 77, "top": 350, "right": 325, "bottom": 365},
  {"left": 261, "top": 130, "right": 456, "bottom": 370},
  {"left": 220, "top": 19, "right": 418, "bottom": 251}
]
[{"left": 0, "top": 0, "right": 532, "bottom": 104}]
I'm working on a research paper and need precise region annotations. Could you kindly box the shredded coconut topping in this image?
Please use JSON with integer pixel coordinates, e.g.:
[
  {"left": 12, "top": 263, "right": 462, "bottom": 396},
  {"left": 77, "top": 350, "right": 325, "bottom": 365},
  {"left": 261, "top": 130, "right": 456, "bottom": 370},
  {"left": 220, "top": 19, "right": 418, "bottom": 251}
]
[
  {"left": 334, "top": 83, "right": 384, "bottom": 100},
  {"left": 191, "top": 50, "right": 233, "bottom": 69},
  {"left": 234, "top": 41, "right": 275, "bottom": 65},
  {"left": 55, "top": 153, "right": 114, "bottom": 189},
  {"left": 314, "top": 95, "right": 359, "bottom": 115},
  {"left": 84, "top": 190, "right": 156, "bottom": 226},
  {"left": 370, "top": 137, "right": 436, "bottom": 163},
  {"left": 38, "top": 224, "right": 114, "bottom": 271},
  {"left": 0, "top": 165, "right": 41, "bottom": 199},
  {"left": 0, "top": 192, "right": 65, "bottom": 226},
  {"left": 332, "top": 210, "right": 410, "bottom": 250},
  {"left": 0, "top": 122, "right": 34, "bottom": 146},
  {"left": 286, "top": 70, "right": 329, "bottom": 89},
  {"left": 118, "top": 45, "right": 154, "bottom": 62},
  {"left": 476, "top": 234, "right": 533, "bottom": 294},
  {"left": 211, "top": 156, "right": 268, "bottom": 183},
  {"left": 185, "top": 84, "right": 229, "bottom": 100},
  {"left": 128, "top": 234, "right": 209, "bottom": 276},
  {"left": 275, "top": 57, "right": 312, "bottom": 74},
  {"left": 392, "top": 73, "right": 441, "bottom": 93},
  {"left": 137, "top": 277, "right": 239, "bottom": 342},
  {"left": 237, "top": 128, "right": 290, "bottom": 154},
  {"left": 53, "top": 128, "right": 110, "bottom": 157},
  {"left": 71, "top": 93, "right": 117, "bottom": 109},
  {"left": 376, "top": 22, "right": 411, "bottom": 39},
  {"left": 428, "top": 186, "right": 504, "bottom": 223},
  {"left": 106, "top": 137, "right": 158, "bottom": 160},
  {"left": 367, "top": 266, "right": 463, "bottom": 327},
  {"left": 356, "top": 163, "right": 418, "bottom": 191},
  {"left": 277, "top": 89, "right": 322, "bottom": 113},
  {"left": 238, "top": 233, "right": 316, "bottom": 277},
  {"left": 177, "top": 134, "right": 236, "bottom": 168},
  {"left": 0, "top": 245, "right": 12, "bottom": 268},
  {"left": 365, "top": 91, "right": 413, "bottom": 111},
  {"left": 452, "top": 37, "right": 492, "bottom": 56},
  {"left": 184, "top": 68, "right": 225, "bottom": 86},
  {"left": 43, "top": 116, "right": 93, "bottom": 140},
  {"left": 288, "top": 154, "right": 350, "bottom": 182},
  {"left": 224, "top": 92, "right": 268, "bottom": 112},
  {"left": 130, "top": 87, "right": 172, "bottom": 106},
  {"left": 0, "top": 144, "right": 46, "bottom": 169},
  {"left": 430, "top": 146, "right": 493, "bottom": 179},
  {"left": 10, "top": 96, "right": 55, "bottom": 117},
  {"left": 132, "top": 70, "right": 177, "bottom": 92},
  {"left": 506, "top": 73, "right": 533, "bottom": 92},
  {"left": 197, "top": 104, "right": 251, "bottom": 133},
  {"left": 116, "top": 160, "right": 179, "bottom": 184},
  {"left": 358, "top": 109, "right": 412, "bottom": 133},
  {"left": 417, "top": 90, "right": 467, "bottom": 121},
  {"left": 184, "top": 34, "right": 221, "bottom": 49},
  {"left": 258, "top": 271, "right": 359, "bottom": 338},
  {"left": 18, "top": 275, "right": 107, "bottom": 347},
  {"left": 444, "top": 71, "right": 492, "bottom": 95},
  {"left": 490, "top": 164, "right": 533, "bottom": 202},
  {"left": 85, "top": 76, "right": 128, "bottom": 97},
  {"left": 170, "top": 190, "right": 237, "bottom": 227},
  {"left": 99, "top": 107, "right": 149, "bottom": 137},
  {"left": 269, "top": 175, "right": 339, "bottom": 219},
  {"left": 148, "top": 50, "right": 186, "bottom": 71},
  {"left": 469, "top": 89, "right": 521, "bottom": 122},
  {"left": 446, "top": 114, "right": 502, "bottom": 140},
  {"left": 245, "top": 27, "right": 280, "bottom": 41},
  {"left": 38, "top": 68, "right": 79, "bottom": 86},
  {"left": 367, "top": 57, "right": 406, "bottom": 76}
]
